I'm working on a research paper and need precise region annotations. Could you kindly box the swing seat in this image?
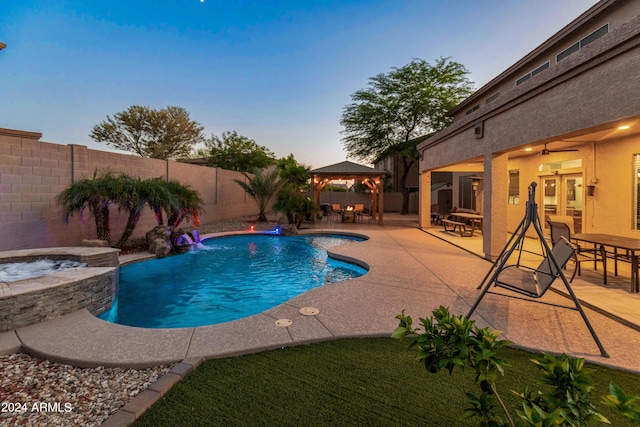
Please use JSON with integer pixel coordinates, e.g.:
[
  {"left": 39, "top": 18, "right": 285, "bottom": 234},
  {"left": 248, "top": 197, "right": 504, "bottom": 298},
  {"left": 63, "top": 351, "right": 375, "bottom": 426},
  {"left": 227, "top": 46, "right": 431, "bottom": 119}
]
[{"left": 494, "top": 237, "right": 576, "bottom": 298}]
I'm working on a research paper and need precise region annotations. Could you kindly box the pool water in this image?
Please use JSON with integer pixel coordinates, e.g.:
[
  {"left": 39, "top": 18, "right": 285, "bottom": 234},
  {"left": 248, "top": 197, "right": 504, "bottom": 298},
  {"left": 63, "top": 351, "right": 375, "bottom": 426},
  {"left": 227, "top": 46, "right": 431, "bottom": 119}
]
[
  {"left": 0, "top": 259, "right": 87, "bottom": 282},
  {"left": 98, "top": 234, "right": 367, "bottom": 328}
]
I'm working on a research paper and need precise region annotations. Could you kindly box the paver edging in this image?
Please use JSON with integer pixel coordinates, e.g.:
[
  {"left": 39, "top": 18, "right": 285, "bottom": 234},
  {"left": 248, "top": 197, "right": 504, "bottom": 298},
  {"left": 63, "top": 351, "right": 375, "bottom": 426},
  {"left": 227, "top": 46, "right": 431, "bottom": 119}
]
[{"left": 101, "top": 357, "right": 205, "bottom": 426}]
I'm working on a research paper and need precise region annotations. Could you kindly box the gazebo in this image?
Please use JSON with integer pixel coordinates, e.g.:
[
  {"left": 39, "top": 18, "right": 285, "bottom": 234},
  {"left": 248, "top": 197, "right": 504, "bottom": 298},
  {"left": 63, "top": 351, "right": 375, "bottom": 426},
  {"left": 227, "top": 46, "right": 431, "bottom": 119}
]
[{"left": 309, "top": 161, "right": 385, "bottom": 225}]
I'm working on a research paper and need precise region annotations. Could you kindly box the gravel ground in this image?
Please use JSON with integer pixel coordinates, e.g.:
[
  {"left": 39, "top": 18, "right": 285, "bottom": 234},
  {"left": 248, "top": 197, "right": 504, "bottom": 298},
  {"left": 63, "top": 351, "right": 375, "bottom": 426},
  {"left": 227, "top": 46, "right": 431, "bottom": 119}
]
[
  {"left": 0, "top": 353, "right": 171, "bottom": 426},
  {"left": 0, "top": 216, "right": 278, "bottom": 427}
]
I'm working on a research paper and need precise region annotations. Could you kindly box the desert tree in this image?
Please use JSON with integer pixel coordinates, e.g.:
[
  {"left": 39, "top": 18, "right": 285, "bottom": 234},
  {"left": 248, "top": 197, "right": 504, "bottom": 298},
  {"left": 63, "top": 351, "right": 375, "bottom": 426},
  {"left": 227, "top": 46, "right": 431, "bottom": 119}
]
[
  {"left": 90, "top": 105, "right": 205, "bottom": 159},
  {"left": 341, "top": 57, "right": 473, "bottom": 214},
  {"left": 196, "top": 130, "right": 276, "bottom": 172}
]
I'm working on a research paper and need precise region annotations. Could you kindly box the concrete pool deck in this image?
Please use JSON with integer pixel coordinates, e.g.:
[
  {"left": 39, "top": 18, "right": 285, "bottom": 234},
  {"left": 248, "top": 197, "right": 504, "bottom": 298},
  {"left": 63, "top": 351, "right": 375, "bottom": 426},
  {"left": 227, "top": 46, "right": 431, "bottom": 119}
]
[{"left": 2, "top": 214, "right": 640, "bottom": 375}]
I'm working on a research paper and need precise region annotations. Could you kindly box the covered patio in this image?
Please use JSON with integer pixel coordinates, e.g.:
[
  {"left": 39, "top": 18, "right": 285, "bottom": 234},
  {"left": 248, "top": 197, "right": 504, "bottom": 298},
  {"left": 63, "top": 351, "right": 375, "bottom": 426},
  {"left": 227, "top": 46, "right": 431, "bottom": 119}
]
[{"left": 309, "top": 161, "right": 386, "bottom": 225}]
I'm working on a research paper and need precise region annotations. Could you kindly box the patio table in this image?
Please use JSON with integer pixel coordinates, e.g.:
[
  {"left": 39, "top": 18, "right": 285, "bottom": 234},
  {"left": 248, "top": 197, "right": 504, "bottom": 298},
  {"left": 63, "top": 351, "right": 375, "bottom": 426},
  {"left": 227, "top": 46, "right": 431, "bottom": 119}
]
[
  {"left": 572, "top": 233, "right": 640, "bottom": 293},
  {"left": 450, "top": 212, "right": 483, "bottom": 236},
  {"left": 341, "top": 208, "right": 357, "bottom": 223}
]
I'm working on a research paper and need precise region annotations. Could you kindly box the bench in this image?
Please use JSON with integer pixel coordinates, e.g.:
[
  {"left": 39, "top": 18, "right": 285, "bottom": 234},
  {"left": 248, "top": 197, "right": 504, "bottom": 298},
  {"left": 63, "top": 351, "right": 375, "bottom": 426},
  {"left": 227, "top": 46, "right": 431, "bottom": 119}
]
[{"left": 441, "top": 219, "right": 473, "bottom": 237}]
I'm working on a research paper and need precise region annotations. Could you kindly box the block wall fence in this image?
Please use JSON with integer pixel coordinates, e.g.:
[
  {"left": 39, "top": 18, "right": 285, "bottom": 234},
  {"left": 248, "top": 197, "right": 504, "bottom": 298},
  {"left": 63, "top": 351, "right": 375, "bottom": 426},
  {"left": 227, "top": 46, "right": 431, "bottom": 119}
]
[{"left": 0, "top": 128, "right": 260, "bottom": 251}]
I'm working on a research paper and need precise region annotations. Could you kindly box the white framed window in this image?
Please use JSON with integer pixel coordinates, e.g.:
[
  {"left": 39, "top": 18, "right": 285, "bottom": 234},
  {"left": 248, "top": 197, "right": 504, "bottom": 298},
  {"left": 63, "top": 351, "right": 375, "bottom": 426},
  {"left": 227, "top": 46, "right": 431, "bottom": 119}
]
[{"left": 508, "top": 170, "right": 520, "bottom": 205}]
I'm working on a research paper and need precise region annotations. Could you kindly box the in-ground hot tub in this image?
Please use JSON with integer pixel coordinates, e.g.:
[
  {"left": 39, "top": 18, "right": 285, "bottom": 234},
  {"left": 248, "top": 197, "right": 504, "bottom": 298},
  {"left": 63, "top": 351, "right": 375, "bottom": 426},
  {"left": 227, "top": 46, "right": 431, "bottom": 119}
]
[{"left": 0, "top": 247, "right": 120, "bottom": 332}]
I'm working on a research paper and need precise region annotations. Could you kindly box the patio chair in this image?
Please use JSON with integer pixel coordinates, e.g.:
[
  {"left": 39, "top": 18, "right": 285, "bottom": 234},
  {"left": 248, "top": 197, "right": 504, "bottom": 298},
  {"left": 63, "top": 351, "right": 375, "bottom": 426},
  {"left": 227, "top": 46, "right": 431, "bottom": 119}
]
[
  {"left": 546, "top": 217, "right": 604, "bottom": 282},
  {"left": 353, "top": 203, "right": 364, "bottom": 222},
  {"left": 357, "top": 205, "right": 373, "bottom": 223},
  {"left": 328, "top": 204, "right": 342, "bottom": 222}
]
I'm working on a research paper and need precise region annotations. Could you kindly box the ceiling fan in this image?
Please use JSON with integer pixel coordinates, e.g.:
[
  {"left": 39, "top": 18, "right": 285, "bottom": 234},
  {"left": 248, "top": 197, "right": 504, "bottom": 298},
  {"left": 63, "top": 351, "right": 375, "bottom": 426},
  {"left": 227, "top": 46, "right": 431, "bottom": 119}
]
[{"left": 540, "top": 143, "right": 579, "bottom": 155}]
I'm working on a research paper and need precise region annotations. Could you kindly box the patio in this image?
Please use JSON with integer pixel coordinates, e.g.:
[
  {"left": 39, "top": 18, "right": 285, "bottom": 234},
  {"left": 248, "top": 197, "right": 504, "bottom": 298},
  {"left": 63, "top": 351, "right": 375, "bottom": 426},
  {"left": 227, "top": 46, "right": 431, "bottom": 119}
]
[
  {"left": 423, "top": 222, "right": 640, "bottom": 330},
  {"left": 2, "top": 213, "right": 639, "bottom": 371},
  {"left": 2, "top": 214, "right": 640, "bottom": 424}
]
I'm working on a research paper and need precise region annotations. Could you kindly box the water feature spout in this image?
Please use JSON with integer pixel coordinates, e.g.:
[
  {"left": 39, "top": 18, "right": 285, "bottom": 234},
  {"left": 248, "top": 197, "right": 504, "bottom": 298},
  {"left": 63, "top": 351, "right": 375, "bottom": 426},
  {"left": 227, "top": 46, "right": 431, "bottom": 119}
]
[
  {"left": 176, "top": 231, "right": 206, "bottom": 250},
  {"left": 175, "top": 234, "right": 194, "bottom": 246},
  {"left": 190, "top": 230, "right": 201, "bottom": 243}
]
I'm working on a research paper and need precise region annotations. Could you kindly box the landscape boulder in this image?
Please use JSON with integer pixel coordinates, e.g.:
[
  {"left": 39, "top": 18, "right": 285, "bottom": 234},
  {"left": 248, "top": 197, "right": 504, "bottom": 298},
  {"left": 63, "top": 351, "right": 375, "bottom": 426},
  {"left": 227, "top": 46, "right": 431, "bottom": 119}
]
[{"left": 146, "top": 226, "right": 174, "bottom": 258}]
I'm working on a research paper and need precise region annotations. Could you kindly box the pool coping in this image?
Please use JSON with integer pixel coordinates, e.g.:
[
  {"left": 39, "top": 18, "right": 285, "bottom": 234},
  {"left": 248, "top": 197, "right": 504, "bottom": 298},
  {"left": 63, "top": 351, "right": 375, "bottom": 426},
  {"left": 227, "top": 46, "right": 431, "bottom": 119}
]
[{"left": 4, "top": 224, "right": 640, "bottom": 425}]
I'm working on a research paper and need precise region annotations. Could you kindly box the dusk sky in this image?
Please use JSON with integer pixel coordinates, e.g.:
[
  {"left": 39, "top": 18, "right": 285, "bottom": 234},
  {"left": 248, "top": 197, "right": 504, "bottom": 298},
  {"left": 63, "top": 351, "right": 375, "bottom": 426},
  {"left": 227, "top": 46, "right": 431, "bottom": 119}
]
[{"left": 1, "top": 0, "right": 597, "bottom": 169}]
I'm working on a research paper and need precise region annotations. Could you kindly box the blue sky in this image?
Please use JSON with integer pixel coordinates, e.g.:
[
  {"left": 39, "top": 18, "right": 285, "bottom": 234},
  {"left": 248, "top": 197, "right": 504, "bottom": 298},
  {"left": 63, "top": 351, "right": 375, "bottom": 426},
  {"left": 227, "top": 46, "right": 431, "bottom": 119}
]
[{"left": 1, "top": 0, "right": 597, "bottom": 168}]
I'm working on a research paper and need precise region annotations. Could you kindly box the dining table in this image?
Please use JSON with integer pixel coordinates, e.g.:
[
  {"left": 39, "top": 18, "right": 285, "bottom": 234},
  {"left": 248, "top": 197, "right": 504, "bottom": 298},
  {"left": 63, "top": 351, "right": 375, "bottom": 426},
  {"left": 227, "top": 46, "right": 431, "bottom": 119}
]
[{"left": 572, "top": 233, "right": 640, "bottom": 293}]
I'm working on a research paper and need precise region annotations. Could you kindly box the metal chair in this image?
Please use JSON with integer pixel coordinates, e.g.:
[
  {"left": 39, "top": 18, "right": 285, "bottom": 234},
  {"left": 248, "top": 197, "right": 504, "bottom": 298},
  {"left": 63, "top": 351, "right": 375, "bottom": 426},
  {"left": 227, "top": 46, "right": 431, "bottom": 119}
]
[{"left": 546, "top": 218, "right": 605, "bottom": 282}]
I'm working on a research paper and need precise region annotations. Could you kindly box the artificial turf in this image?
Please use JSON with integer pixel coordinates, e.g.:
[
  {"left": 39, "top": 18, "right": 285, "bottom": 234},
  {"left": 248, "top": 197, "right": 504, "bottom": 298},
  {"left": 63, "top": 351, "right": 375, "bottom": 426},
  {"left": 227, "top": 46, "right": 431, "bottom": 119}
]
[{"left": 134, "top": 338, "right": 640, "bottom": 426}]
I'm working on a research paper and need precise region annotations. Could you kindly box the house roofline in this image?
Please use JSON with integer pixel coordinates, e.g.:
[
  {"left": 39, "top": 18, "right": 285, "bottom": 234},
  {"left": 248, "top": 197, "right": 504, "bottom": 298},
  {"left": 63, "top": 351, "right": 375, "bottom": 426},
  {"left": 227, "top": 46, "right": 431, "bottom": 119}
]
[{"left": 448, "top": 0, "right": 616, "bottom": 116}]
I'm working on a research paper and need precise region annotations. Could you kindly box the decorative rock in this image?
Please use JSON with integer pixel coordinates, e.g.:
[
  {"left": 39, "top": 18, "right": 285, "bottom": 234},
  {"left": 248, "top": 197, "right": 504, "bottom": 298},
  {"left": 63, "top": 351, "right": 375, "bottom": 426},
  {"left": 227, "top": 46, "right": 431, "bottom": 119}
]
[
  {"left": 0, "top": 353, "right": 172, "bottom": 427},
  {"left": 279, "top": 224, "right": 298, "bottom": 235},
  {"left": 146, "top": 226, "right": 174, "bottom": 258},
  {"left": 148, "top": 238, "right": 172, "bottom": 258}
]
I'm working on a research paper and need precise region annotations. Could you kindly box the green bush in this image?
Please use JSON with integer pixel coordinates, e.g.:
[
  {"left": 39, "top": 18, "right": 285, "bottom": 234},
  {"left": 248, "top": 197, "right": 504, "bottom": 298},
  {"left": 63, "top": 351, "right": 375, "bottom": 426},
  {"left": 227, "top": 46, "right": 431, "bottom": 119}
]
[{"left": 393, "top": 306, "right": 640, "bottom": 426}]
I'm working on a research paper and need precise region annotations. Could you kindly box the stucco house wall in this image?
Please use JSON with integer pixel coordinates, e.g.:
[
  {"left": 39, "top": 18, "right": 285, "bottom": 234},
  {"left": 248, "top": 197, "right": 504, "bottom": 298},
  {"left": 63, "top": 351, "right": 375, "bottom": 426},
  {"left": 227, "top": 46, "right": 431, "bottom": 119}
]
[{"left": 417, "top": 0, "right": 640, "bottom": 260}]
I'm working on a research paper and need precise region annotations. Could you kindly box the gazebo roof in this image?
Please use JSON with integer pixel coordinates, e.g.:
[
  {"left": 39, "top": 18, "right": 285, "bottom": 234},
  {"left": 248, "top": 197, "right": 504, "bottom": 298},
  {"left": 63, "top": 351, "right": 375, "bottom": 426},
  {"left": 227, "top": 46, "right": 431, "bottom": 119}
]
[{"left": 309, "top": 161, "right": 383, "bottom": 179}]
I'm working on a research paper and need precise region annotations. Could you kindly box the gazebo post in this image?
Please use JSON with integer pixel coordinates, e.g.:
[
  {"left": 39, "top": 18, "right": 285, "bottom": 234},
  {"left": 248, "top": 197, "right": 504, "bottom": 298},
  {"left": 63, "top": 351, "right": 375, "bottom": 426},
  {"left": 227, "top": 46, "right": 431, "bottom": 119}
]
[
  {"left": 312, "top": 175, "right": 321, "bottom": 207},
  {"left": 377, "top": 177, "right": 384, "bottom": 225},
  {"left": 371, "top": 182, "right": 377, "bottom": 220}
]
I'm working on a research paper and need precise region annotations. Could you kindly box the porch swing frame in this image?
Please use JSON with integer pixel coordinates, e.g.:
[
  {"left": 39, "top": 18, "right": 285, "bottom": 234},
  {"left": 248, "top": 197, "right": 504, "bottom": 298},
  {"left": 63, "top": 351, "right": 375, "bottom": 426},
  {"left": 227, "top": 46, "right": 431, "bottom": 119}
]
[{"left": 466, "top": 182, "right": 608, "bottom": 358}]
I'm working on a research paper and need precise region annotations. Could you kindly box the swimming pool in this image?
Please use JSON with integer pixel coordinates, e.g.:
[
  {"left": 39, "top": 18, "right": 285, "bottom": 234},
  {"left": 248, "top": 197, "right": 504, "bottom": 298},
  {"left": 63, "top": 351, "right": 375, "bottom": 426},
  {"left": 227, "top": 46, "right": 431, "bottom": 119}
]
[{"left": 98, "top": 233, "right": 367, "bottom": 328}]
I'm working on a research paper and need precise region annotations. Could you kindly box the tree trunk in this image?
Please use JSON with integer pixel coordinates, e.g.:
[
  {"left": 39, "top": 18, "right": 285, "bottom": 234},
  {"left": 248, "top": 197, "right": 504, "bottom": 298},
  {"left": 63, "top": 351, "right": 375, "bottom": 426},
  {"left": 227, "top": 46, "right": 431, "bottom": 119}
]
[
  {"left": 399, "top": 156, "right": 416, "bottom": 215},
  {"left": 115, "top": 211, "right": 141, "bottom": 249},
  {"left": 94, "top": 204, "right": 111, "bottom": 243}
]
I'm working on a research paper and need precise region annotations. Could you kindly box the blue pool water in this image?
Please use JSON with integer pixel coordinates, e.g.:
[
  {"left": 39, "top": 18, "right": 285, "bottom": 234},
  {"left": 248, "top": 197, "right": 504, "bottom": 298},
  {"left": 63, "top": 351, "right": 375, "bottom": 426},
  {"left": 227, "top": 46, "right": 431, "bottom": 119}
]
[{"left": 98, "top": 233, "right": 367, "bottom": 328}]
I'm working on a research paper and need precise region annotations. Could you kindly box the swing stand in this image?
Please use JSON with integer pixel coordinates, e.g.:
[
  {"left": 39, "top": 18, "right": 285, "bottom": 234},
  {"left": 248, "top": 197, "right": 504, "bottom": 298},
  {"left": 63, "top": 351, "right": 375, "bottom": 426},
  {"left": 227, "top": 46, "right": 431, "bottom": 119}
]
[{"left": 467, "top": 182, "right": 608, "bottom": 358}]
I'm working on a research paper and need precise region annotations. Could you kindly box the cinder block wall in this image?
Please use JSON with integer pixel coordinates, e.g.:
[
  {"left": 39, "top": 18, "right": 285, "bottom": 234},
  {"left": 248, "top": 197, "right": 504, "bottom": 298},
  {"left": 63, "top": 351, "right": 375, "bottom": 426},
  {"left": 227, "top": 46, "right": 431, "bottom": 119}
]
[{"left": 0, "top": 128, "right": 260, "bottom": 251}]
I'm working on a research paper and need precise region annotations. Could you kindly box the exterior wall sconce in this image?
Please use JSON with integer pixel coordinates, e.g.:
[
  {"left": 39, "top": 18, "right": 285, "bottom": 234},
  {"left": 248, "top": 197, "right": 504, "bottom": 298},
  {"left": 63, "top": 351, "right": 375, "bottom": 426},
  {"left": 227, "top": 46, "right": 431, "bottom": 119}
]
[
  {"left": 474, "top": 121, "right": 484, "bottom": 139},
  {"left": 470, "top": 176, "right": 484, "bottom": 192}
]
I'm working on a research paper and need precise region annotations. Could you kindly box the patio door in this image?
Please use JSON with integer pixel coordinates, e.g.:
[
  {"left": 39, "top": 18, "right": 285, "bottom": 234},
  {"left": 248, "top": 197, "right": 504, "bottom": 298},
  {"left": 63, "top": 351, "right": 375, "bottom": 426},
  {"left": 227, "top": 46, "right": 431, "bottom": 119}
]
[{"left": 540, "top": 173, "right": 584, "bottom": 233}]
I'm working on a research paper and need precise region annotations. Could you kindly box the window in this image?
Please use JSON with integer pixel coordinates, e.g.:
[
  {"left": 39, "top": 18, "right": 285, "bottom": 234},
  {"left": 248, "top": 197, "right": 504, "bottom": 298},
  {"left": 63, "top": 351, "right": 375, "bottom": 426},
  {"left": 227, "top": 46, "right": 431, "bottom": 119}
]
[
  {"left": 516, "top": 61, "right": 549, "bottom": 86},
  {"left": 531, "top": 62, "right": 550, "bottom": 77},
  {"left": 458, "top": 176, "right": 474, "bottom": 210},
  {"left": 634, "top": 154, "right": 640, "bottom": 230},
  {"left": 557, "top": 42, "right": 580, "bottom": 62},
  {"left": 486, "top": 92, "right": 500, "bottom": 104},
  {"left": 556, "top": 23, "right": 609, "bottom": 62},
  {"left": 538, "top": 159, "right": 582, "bottom": 171},
  {"left": 508, "top": 170, "right": 520, "bottom": 205},
  {"left": 581, "top": 23, "right": 609, "bottom": 48},
  {"left": 465, "top": 105, "right": 479, "bottom": 115},
  {"left": 516, "top": 74, "right": 531, "bottom": 86}
]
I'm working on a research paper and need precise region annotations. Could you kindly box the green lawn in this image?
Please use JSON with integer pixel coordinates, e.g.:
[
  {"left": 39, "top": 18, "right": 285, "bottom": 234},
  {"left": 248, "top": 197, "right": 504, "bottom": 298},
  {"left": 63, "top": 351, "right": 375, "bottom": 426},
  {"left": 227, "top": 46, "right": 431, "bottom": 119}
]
[{"left": 135, "top": 338, "right": 640, "bottom": 426}]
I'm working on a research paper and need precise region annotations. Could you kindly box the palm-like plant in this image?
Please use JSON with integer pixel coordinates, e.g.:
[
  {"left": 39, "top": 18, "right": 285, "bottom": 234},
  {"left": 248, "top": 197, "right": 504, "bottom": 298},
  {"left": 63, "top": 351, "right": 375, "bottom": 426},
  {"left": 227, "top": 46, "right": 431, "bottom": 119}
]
[
  {"left": 57, "top": 171, "right": 204, "bottom": 248},
  {"left": 159, "top": 180, "right": 204, "bottom": 227},
  {"left": 112, "top": 175, "right": 179, "bottom": 248},
  {"left": 234, "top": 168, "right": 283, "bottom": 222},
  {"left": 56, "top": 170, "right": 121, "bottom": 242}
]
